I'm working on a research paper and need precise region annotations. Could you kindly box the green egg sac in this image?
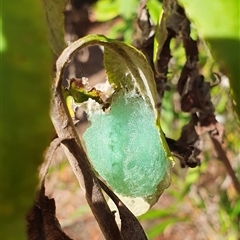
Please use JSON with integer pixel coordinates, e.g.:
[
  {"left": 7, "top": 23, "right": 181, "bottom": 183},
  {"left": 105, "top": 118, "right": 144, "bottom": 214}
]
[{"left": 83, "top": 92, "right": 168, "bottom": 197}]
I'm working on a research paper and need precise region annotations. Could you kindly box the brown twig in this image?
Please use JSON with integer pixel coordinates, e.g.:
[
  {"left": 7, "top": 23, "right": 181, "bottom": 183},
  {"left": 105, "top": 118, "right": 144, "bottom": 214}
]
[
  {"left": 39, "top": 138, "right": 63, "bottom": 187},
  {"left": 210, "top": 135, "right": 240, "bottom": 195}
]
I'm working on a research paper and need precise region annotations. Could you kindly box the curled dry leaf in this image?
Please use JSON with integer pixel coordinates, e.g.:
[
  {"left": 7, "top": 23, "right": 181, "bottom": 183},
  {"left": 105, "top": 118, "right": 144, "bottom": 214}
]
[
  {"left": 51, "top": 34, "right": 176, "bottom": 239},
  {"left": 27, "top": 186, "right": 73, "bottom": 240},
  {"left": 58, "top": 35, "right": 173, "bottom": 211}
]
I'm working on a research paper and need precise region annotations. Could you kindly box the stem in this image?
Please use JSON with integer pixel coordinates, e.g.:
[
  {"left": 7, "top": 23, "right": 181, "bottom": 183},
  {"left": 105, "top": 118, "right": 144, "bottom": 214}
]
[{"left": 210, "top": 135, "right": 240, "bottom": 195}]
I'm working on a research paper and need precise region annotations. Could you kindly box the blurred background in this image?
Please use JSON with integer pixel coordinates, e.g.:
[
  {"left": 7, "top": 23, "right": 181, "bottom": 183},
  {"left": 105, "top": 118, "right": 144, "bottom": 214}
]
[{"left": 44, "top": 0, "right": 240, "bottom": 239}]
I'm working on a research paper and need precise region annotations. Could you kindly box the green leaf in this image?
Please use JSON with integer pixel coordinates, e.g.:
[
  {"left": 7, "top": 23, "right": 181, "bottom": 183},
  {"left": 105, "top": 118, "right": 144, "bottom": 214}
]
[
  {"left": 138, "top": 209, "right": 175, "bottom": 220},
  {"left": 93, "top": 0, "right": 139, "bottom": 21},
  {"left": 178, "top": 0, "right": 240, "bottom": 118},
  {"left": 181, "top": 167, "right": 201, "bottom": 197},
  {"left": 66, "top": 78, "right": 104, "bottom": 104},
  {"left": 0, "top": 17, "right": 7, "bottom": 52},
  {"left": 41, "top": 0, "right": 68, "bottom": 56},
  {"left": 104, "top": 47, "right": 133, "bottom": 90},
  {"left": 1, "top": 1, "right": 52, "bottom": 239},
  {"left": 147, "top": 0, "right": 162, "bottom": 25},
  {"left": 146, "top": 218, "right": 178, "bottom": 239},
  {"left": 116, "top": 0, "right": 139, "bottom": 19},
  {"left": 153, "top": 0, "right": 172, "bottom": 74},
  {"left": 92, "top": 0, "right": 119, "bottom": 22}
]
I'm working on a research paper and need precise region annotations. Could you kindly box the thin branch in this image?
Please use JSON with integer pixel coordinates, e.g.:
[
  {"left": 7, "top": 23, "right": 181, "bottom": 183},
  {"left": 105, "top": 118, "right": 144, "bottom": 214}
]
[
  {"left": 210, "top": 135, "right": 240, "bottom": 195},
  {"left": 39, "top": 138, "right": 63, "bottom": 187}
]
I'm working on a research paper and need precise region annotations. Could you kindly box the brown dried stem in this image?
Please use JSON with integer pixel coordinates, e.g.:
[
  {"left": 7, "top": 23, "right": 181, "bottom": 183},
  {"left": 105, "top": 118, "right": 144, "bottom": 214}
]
[{"left": 210, "top": 135, "right": 240, "bottom": 195}]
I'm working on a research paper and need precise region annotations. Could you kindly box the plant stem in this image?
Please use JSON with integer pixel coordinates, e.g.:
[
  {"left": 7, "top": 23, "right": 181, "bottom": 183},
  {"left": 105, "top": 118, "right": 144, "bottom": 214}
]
[{"left": 210, "top": 135, "right": 240, "bottom": 195}]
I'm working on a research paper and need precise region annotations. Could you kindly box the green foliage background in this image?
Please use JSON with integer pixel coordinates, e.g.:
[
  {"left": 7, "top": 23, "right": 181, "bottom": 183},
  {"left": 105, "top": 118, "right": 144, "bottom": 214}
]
[
  {"left": 1, "top": 0, "right": 239, "bottom": 239},
  {"left": 1, "top": 1, "right": 52, "bottom": 239},
  {"left": 178, "top": 0, "right": 240, "bottom": 118}
]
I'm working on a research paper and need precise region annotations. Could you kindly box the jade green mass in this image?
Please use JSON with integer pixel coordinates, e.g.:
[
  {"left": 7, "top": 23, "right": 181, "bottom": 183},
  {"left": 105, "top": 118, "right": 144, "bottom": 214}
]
[{"left": 83, "top": 93, "right": 168, "bottom": 197}]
